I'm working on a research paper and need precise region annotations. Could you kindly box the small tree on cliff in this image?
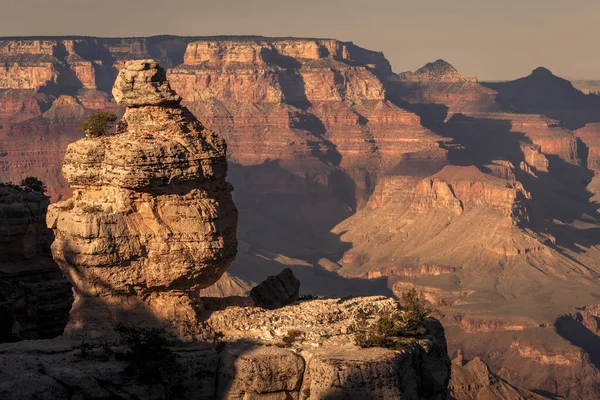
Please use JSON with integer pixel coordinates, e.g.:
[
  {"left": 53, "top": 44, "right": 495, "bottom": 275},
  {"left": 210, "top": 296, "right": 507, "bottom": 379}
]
[
  {"left": 79, "top": 111, "right": 118, "bottom": 138},
  {"left": 19, "top": 176, "right": 46, "bottom": 193}
]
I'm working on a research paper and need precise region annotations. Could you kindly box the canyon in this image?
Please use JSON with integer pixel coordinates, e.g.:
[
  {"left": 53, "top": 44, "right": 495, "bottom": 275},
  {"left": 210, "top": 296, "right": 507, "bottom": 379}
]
[
  {"left": 0, "top": 36, "right": 599, "bottom": 398},
  {"left": 0, "top": 60, "right": 451, "bottom": 399}
]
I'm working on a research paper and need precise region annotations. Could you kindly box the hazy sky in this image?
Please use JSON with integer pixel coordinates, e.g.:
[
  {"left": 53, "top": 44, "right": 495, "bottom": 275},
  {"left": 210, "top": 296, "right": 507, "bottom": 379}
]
[{"left": 2, "top": 0, "right": 599, "bottom": 80}]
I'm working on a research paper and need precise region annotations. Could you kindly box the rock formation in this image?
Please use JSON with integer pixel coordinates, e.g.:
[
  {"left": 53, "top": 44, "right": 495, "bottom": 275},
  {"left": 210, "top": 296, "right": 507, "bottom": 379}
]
[
  {"left": 449, "top": 352, "right": 548, "bottom": 399},
  {"left": 0, "top": 184, "right": 72, "bottom": 341},
  {"left": 249, "top": 267, "right": 300, "bottom": 309},
  {"left": 0, "top": 295, "right": 451, "bottom": 399},
  {"left": 47, "top": 60, "right": 238, "bottom": 337}
]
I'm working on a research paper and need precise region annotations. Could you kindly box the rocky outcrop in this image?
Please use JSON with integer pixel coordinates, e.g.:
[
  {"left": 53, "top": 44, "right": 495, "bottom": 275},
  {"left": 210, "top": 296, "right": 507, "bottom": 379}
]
[
  {"left": 483, "top": 67, "right": 600, "bottom": 129},
  {"left": 46, "top": 60, "right": 238, "bottom": 337},
  {"left": 205, "top": 295, "right": 451, "bottom": 399},
  {"left": 392, "top": 59, "right": 501, "bottom": 116},
  {"left": 249, "top": 267, "right": 300, "bottom": 309},
  {"left": 450, "top": 352, "right": 548, "bottom": 399},
  {"left": 411, "top": 166, "right": 531, "bottom": 222},
  {"left": 2, "top": 62, "right": 456, "bottom": 400},
  {"left": 0, "top": 184, "right": 72, "bottom": 341},
  {"left": 0, "top": 295, "right": 451, "bottom": 399}
]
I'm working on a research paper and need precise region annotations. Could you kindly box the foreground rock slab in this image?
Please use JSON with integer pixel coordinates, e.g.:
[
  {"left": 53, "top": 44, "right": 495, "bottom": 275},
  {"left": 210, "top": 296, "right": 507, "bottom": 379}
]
[{"left": 0, "top": 296, "right": 451, "bottom": 399}]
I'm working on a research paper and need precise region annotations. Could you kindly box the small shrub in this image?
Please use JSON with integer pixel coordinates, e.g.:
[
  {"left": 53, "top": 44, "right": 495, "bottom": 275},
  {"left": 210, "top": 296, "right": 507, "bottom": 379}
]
[
  {"left": 80, "top": 111, "right": 118, "bottom": 138},
  {"left": 115, "top": 324, "right": 177, "bottom": 384},
  {"left": 19, "top": 177, "right": 46, "bottom": 193},
  {"left": 281, "top": 329, "right": 303, "bottom": 347},
  {"left": 399, "top": 288, "right": 435, "bottom": 334},
  {"left": 351, "top": 289, "right": 434, "bottom": 350}
]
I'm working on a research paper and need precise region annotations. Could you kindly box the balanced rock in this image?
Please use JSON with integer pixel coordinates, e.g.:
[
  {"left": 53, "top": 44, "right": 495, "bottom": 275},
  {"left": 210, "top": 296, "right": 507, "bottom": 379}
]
[
  {"left": 250, "top": 267, "right": 300, "bottom": 309},
  {"left": 47, "top": 60, "right": 237, "bottom": 338},
  {"left": 112, "top": 59, "right": 181, "bottom": 107}
]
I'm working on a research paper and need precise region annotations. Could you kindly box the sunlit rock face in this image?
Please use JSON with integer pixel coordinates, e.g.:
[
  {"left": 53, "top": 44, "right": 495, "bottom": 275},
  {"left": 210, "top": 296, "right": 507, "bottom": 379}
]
[{"left": 47, "top": 60, "right": 238, "bottom": 337}]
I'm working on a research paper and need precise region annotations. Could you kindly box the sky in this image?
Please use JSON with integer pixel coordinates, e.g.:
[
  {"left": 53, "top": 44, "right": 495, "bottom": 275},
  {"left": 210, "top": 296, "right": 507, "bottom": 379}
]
[{"left": 2, "top": 0, "right": 599, "bottom": 80}]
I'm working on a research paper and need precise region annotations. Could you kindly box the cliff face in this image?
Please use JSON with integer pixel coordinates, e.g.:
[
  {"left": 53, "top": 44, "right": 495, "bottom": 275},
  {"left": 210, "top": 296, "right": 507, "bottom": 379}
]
[
  {"left": 0, "top": 184, "right": 71, "bottom": 341},
  {"left": 0, "top": 37, "right": 443, "bottom": 205},
  {"left": 170, "top": 38, "right": 445, "bottom": 201}
]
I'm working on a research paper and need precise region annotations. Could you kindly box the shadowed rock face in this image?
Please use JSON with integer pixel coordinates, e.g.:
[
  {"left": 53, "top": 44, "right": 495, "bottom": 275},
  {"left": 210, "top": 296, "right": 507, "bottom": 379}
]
[
  {"left": 0, "top": 185, "right": 72, "bottom": 341},
  {"left": 46, "top": 60, "right": 238, "bottom": 337}
]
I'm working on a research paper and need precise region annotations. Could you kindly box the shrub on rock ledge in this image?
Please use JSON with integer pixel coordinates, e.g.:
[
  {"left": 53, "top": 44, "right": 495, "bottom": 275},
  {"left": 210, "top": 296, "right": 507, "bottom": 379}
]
[
  {"left": 79, "top": 111, "right": 118, "bottom": 138},
  {"left": 19, "top": 177, "right": 46, "bottom": 193},
  {"left": 351, "top": 289, "right": 434, "bottom": 350}
]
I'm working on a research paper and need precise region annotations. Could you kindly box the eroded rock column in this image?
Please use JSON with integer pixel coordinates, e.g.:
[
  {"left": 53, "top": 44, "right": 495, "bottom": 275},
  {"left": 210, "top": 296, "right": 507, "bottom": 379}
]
[{"left": 47, "top": 60, "right": 237, "bottom": 338}]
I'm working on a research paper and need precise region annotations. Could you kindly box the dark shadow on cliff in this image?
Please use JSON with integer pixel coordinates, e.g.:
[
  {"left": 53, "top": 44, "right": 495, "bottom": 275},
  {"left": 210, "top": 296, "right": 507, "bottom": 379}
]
[
  {"left": 262, "top": 49, "right": 346, "bottom": 173},
  {"left": 555, "top": 314, "right": 600, "bottom": 369},
  {"left": 226, "top": 160, "right": 393, "bottom": 297},
  {"left": 0, "top": 195, "right": 72, "bottom": 342},
  {"left": 72, "top": 41, "right": 119, "bottom": 94},
  {"left": 483, "top": 68, "right": 600, "bottom": 130}
]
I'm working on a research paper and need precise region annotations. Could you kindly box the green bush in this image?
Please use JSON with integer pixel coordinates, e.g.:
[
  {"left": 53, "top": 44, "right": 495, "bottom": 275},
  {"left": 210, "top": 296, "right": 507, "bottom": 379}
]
[
  {"left": 79, "top": 111, "right": 118, "bottom": 138},
  {"left": 351, "top": 289, "right": 434, "bottom": 350},
  {"left": 19, "top": 177, "right": 46, "bottom": 193},
  {"left": 115, "top": 324, "right": 177, "bottom": 384}
]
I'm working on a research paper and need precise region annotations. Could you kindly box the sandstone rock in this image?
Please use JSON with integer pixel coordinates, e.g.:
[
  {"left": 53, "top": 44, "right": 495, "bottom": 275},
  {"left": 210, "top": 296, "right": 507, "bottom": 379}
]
[
  {"left": 47, "top": 60, "right": 237, "bottom": 338},
  {"left": 0, "top": 339, "right": 219, "bottom": 400},
  {"left": 302, "top": 347, "right": 444, "bottom": 400},
  {"left": 450, "top": 355, "right": 548, "bottom": 399},
  {"left": 250, "top": 268, "right": 300, "bottom": 309},
  {"left": 112, "top": 59, "right": 181, "bottom": 107},
  {"left": 0, "top": 374, "right": 70, "bottom": 400},
  {"left": 204, "top": 296, "right": 450, "bottom": 399},
  {"left": 217, "top": 344, "right": 305, "bottom": 399},
  {"left": 0, "top": 295, "right": 451, "bottom": 399}
]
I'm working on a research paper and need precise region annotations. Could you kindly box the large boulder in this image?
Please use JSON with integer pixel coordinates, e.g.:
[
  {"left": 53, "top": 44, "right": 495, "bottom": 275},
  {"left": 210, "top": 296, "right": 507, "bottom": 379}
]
[{"left": 250, "top": 267, "right": 300, "bottom": 309}]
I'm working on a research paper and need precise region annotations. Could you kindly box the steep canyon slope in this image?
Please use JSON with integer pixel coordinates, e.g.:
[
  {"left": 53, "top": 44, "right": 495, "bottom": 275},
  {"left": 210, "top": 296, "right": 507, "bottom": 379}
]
[{"left": 0, "top": 36, "right": 599, "bottom": 398}]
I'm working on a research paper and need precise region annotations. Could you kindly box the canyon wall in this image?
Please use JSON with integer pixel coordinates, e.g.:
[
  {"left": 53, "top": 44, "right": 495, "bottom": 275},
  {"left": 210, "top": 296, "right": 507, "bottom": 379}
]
[{"left": 0, "top": 36, "right": 599, "bottom": 398}]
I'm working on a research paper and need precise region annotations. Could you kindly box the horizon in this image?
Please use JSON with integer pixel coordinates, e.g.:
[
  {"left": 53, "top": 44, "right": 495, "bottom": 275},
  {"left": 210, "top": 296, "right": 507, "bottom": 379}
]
[
  {"left": 0, "top": 33, "right": 595, "bottom": 83},
  {"left": 2, "top": 0, "right": 600, "bottom": 81}
]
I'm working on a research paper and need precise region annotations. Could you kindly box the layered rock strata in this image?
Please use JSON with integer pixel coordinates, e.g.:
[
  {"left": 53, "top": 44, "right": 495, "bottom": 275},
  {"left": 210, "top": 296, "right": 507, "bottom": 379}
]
[{"left": 46, "top": 60, "right": 238, "bottom": 337}]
